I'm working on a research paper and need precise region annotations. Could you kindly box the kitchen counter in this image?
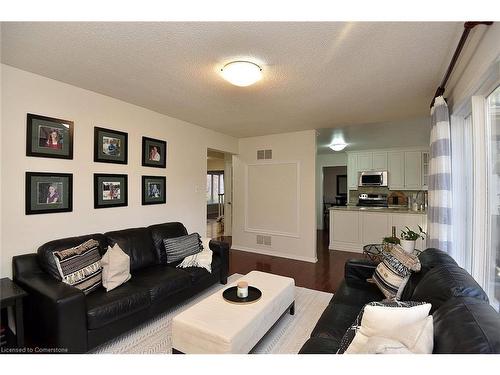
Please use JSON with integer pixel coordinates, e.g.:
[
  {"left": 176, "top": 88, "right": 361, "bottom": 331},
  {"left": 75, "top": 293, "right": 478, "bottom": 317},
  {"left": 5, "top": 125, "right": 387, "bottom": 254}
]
[{"left": 329, "top": 205, "right": 426, "bottom": 215}]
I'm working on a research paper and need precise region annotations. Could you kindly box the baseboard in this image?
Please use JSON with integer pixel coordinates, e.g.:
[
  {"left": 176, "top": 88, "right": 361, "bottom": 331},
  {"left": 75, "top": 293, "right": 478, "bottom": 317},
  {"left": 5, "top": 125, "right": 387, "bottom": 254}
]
[
  {"left": 231, "top": 245, "right": 318, "bottom": 263},
  {"left": 329, "top": 241, "right": 364, "bottom": 253}
]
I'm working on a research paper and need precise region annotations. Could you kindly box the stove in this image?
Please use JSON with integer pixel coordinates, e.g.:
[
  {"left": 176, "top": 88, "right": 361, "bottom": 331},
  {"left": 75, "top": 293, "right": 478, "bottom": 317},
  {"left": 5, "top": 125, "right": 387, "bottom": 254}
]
[{"left": 356, "top": 193, "right": 388, "bottom": 207}]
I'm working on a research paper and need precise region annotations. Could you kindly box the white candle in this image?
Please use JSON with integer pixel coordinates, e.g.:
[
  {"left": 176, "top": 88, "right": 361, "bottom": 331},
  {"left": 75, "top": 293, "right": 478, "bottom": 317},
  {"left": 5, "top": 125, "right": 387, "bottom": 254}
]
[{"left": 237, "top": 281, "right": 248, "bottom": 298}]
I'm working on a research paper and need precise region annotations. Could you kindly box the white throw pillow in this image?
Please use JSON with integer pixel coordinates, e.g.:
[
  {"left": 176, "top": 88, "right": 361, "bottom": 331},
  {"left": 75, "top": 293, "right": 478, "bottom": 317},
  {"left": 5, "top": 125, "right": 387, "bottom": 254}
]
[
  {"left": 345, "top": 303, "right": 433, "bottom": 354},
  {"left": 101, "top": 243, "right": 131, "bottom": 292},
  {"left": 177, "top": 237, "right": 213, "bottom": 272}
]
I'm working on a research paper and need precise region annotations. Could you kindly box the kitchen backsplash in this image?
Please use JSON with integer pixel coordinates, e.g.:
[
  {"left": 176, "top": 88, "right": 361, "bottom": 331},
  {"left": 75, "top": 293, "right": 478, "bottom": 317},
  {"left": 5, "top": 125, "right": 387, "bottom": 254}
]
[{"left": 348, "top": 187, "right": 426, "bottom": 206}]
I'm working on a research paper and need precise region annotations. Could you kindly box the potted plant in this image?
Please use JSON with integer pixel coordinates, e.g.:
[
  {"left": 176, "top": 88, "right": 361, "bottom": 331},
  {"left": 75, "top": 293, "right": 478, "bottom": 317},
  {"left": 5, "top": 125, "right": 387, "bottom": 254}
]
[{"left": 400, "top": 225, "right": 426, "bottom": 253}]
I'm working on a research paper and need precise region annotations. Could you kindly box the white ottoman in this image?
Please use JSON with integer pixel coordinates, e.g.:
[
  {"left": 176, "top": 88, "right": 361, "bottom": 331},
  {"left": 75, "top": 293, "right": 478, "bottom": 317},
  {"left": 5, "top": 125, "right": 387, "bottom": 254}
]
[{"left": 172, "top": 271, "right": 295, "bottom": 354}]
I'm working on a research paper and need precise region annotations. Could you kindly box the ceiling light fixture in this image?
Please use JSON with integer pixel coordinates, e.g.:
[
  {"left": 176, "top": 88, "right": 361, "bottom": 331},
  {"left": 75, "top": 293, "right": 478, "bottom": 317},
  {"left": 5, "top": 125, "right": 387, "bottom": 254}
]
[
  {"left": 329, "top": 142, "right": 348, "bottom": 152},
  {"left": 221, "top": 61, "right": 262, "bottom": 87}
]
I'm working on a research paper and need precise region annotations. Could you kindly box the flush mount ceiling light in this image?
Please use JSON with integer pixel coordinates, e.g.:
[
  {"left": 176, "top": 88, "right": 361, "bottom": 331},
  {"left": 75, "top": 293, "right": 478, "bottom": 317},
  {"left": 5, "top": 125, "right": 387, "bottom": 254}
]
[
  {"left": 329, "top": 142, "right": 348, "bottom": 151},
  {"left": 221, "top": 61, "right": 262, "bottom": 87}
]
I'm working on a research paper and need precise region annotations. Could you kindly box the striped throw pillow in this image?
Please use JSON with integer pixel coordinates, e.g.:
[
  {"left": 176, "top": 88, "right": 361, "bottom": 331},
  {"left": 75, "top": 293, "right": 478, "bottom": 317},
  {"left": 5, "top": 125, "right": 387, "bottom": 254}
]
[
  {"left": 162, "top": 233, "right": 202, "bottom": 264},
  {"left": 53, "top": 239, "right": 102, "bottom": 294},
  {"left": 372, "top": 245, "right": 421, "bottom": 300}
]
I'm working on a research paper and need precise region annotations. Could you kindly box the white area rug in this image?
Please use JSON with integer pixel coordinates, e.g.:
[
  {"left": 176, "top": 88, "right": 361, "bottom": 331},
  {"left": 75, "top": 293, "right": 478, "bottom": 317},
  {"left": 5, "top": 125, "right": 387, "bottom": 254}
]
[{"left": 91, "top": 274, "right": 332, "bottom": 354}]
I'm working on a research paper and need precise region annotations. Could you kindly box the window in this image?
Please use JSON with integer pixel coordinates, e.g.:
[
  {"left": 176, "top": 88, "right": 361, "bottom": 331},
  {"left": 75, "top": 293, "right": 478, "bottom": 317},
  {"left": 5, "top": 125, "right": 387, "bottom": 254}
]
[
  {"left": 486, "top": 85, "right": 500, "bottom": 307},
  {"left": 207, "top": 171, "right": 224, "bottom": 204}
]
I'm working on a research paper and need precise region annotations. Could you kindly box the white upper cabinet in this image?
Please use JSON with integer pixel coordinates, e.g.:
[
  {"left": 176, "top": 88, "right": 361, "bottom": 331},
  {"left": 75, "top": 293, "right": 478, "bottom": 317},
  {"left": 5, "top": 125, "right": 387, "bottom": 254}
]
[
  {"left": 404, "top": 151, "right": 423, "bottom": 189},
  {"left": 347, "top": 153, "right": 358, "bottom": 189},
  {"left": 388, "top": 151, "right": 405, "bottom": 190},
  {"left": 357, "top": 153, "right": 373, "bottom": 171},
  {"left": 347, "top": 148, "right": 429, "bottom": 191},
  {"left": 372, "top": 152, "right": 388, "bottom": 170}
]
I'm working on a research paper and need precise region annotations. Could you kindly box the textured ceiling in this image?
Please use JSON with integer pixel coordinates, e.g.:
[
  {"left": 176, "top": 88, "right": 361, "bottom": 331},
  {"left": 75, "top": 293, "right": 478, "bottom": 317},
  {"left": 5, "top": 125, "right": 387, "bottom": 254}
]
[{"left": 1, "top": 22, "right": 462, "bottom": 138}]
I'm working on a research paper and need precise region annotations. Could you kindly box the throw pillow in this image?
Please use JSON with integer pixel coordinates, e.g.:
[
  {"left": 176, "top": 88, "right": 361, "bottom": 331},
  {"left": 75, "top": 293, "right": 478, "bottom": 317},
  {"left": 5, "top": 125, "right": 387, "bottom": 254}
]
[
  {"left": 337, "top": 300, "right": 429, "bottom": 354},
  {"left": 177, "top": 237, "right": 213, "bottom": 272},
  {"left": 162, "top": 233, "right": 203, "bottom": 264},
  {"left": 52, "top": 239, "right": 102, "bottom": 294},
  {"left": 345, "top": 310, "right": 433, "bottom": 354},
  {"left": 101, "top": 243, "right": 131, "bottom": 292},
  {"left": 372, "top": 244, "right": 421, "bottom": 299}
]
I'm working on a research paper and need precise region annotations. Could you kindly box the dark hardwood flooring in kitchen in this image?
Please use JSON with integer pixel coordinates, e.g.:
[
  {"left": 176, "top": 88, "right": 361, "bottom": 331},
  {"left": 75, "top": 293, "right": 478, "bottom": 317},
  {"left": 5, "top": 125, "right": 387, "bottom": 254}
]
[{"left": 215, "top": 230, "right": 363, "bottom": 294}]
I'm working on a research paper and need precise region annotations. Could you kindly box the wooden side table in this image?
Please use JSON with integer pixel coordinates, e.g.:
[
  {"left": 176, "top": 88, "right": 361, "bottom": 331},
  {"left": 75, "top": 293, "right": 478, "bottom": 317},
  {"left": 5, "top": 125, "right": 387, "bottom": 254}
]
[{"left": 0, "top": 277, "right": 28, "bottom": 348}]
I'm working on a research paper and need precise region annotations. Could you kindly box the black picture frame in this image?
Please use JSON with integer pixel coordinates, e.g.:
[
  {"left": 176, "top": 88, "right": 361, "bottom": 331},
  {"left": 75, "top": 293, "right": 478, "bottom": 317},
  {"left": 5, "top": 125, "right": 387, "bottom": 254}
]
[
  {"left": 142, "top": 136, "right": 167, "bottom": 168},
  {"left": 25, "top": 172, "right": 73, "bottom": 215},
  {"left": 26, "top": 113, "right": 74, "bottom": 159},
  {"left": 94, "top": 173, "right": 128, "bottom": 209},
  {"left": 142, "top": 175, "right": 166, "bottom": 205},
  {"left": 94, "top": 127, "right": 128, "bottom": 164}
]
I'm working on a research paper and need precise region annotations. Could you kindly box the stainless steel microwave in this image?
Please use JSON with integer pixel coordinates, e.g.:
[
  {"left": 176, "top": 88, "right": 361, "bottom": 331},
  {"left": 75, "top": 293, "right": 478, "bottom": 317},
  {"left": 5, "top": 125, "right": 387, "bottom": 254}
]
[{"left": 358, "top": 171, "right": 388, "bottom": 187}]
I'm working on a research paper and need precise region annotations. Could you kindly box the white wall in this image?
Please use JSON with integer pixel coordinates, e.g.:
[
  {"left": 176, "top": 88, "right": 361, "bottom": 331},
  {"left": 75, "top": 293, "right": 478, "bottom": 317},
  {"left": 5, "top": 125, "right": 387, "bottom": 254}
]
[
  {"left": 315, "top": 153, "right": 347, "bottom": 230},
  {"left": 207, "top": 158, "right": 225, "bottom": 171},
  {"left": 0, "top": 65, "right": 238, "bottom": 277},
  {"left": 232, "top": 130, "right": 317, "bottom": 262},
  {"left": 448, "top": 23, "right": 500, "bottom": 109}
]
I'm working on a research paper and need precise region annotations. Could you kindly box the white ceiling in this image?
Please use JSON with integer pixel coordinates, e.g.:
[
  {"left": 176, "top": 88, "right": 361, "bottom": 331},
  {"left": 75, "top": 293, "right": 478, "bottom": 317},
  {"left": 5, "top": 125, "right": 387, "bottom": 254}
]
[
  {"left": 1, "top": 22, "right": 462, "bottom": 138},
  {"left": 316, "top": 116, "right": 430, "bottom": 154}
]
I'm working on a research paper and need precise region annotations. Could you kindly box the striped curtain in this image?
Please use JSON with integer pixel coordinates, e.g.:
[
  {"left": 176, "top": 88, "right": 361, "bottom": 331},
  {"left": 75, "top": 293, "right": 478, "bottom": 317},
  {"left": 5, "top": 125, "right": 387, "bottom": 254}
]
[{"left": 427, "top": 96, "right": 452, "bottom": 253}]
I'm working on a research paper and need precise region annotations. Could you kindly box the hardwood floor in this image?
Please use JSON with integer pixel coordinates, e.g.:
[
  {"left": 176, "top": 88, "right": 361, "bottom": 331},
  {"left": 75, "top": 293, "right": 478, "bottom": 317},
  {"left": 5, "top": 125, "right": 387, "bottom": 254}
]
[{"left": 215, "top": 230, "right": 363, "bottom": 294}]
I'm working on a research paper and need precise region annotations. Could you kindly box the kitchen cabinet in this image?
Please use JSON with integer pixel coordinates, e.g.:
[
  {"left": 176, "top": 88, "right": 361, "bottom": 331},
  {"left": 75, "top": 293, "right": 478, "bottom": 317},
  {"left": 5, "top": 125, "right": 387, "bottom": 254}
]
[
  {"left": 329, "top": 208, "right": 427, "bottom": 253},
  {"left": 357, "top": 153, "right": 373, "bottom": 171},
  {"left": 405, "top": 151, "right": 423, "bottom": 189},
  {"left": 347, "top": 148, "right": 429, "bottom": 191},
  {"left": 331, "top": 210, "right": 361, "bottom": 246},
  {"left": 388, "top": 151, "right": 405, "bottom": 189},
  {"left": 372, "top": 152, "right": 388, "bottom": 170},
  {"left": 347, "top": 153, "right": 358, "bottom": 189},
  {"left": 361, "top": 212, "right": 391, "bottom": 244}
]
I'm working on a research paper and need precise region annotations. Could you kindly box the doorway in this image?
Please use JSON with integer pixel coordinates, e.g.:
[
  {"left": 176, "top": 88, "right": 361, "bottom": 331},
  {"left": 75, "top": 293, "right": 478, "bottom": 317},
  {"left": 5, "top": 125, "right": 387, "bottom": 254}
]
[
  {"left": 322, "top": 166, "right": 348, "bottom": 230},
  {"left": 206, "top": 149, "right": 232, "bottom": 238}
]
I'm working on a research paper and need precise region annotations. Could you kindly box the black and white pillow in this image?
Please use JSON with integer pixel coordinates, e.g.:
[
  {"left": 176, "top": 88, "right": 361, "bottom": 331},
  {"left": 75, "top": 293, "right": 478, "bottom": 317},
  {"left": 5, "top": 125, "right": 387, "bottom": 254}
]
[
  {"left": 52, "top": 239, "right": 102, "bottom": 294},
  {"left": 162, "top": 233, "right": 203, "bottom": 264},
  {"left": 336, "top": 300, "right": 428, "bottom": 354}
]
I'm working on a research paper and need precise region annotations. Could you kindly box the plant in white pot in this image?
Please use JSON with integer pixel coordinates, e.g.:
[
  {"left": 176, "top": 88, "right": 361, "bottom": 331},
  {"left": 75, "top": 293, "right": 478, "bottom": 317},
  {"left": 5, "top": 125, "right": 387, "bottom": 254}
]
[{"left": 400, "top": 226, "right": 426, "bottom": 253}]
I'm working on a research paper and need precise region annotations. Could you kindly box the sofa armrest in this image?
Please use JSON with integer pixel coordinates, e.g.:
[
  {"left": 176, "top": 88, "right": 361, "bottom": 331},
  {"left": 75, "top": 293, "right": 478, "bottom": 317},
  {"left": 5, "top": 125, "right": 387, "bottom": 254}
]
[
  {"left": 209, "top": 240, "right": 229, "bottom": 284},
  {"left": 13, "top": 255, "right": 88, "bottom": 353},
  {"left": 344, "top": 258, "right": 378, "bottom": 287}
]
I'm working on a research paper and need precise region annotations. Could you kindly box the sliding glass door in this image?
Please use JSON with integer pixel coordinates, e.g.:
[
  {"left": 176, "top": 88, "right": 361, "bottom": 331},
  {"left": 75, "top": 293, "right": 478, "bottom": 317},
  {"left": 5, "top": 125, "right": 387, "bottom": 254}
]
[{"left": 486, "top": 85, "right": 500, "bottom": 307}]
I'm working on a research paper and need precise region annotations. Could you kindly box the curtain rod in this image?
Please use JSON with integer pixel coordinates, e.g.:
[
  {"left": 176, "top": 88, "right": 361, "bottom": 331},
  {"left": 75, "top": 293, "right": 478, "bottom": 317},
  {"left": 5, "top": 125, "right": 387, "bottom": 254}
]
[{"left": 430, "top": 21, "right": 493, "bottom": 108}]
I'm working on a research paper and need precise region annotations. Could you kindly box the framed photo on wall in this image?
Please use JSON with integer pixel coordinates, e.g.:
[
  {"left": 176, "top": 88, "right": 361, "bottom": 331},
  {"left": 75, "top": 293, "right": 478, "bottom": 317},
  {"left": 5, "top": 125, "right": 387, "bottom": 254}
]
[
  {"left": 142, "top": 176, "right": 166, "bottom": 205},
  {"left": 26, "top": 113, "right": 74, "bottom": 159},
  {"left": 25, "top": 172, "right": 73, "bottom": 215},
  {"left": 94, "top": 173, "right": 128, "bottom": 209},
  {"left": 94, "top": 127, "right": 128, "bottom": 164},
  {"left": 142, "top": 136, "right": 167, "bottom": 168}
]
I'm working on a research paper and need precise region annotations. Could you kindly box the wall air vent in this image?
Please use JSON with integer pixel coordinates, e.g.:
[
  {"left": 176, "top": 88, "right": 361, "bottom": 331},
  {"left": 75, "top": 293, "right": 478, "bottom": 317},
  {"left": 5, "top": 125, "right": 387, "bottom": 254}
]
[
  {"left": 257, "top": 149, "right": 272, "bottom": 160},
  {"left": 257, "top": 235, "right": 271, "bottom": 246}
]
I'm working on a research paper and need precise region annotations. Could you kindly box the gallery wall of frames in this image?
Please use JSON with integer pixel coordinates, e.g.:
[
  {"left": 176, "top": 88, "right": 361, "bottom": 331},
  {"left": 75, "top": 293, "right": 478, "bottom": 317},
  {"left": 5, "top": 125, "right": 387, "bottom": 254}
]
[{"left": 25, "top": 113, "right": 168, "bottom": 215}]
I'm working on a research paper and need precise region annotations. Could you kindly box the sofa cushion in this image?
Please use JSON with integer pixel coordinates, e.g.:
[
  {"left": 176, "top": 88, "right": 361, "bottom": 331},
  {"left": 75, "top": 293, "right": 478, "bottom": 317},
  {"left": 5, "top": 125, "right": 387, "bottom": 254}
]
[
  {"left": 86, "top": 283, "right": 151, "bottom": 330},
  {"left": 163, "top": 233, "right": 202, "bottom": 264},
  {"left": 299, "top": 336, "right": 341, "bottom": 354},
  {"left": 131, "top": 265, "right": 191, "bottom": 303},
  {"left": 433, "top": 297, "right": 500, "bottom": 353},
  {"left": 148, "top": 222, "right": 188, "bottom": 264},
  {"left": 400, "top": 248, "right": 458, "bottom": 301},
  {"left": 411, "top": 265, "right": 489, "bottom": 313},
  {"left": 104, "top": 227, "right": 156, "bottom": 272},
  {"left": 37, "top": 233, "right": 108, "bottom": 280},
  {"left": 331, "top": 281, "right": 383, "bottom": 307},
  {"left": 180, "top": 255, "right": 221, "bottom": 284},
  {"left": 310, "top": 302, "right": 362, "bottom": 341}
]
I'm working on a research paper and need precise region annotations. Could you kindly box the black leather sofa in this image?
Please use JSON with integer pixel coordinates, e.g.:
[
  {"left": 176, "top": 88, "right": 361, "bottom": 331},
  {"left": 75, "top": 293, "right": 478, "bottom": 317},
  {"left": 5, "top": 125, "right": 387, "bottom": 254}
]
[
  {"left": 12, "top": 222, "right": 229, "bottom": 353},
  {"left": 300, "top": 248, "right": 500, "bottom": 354}
]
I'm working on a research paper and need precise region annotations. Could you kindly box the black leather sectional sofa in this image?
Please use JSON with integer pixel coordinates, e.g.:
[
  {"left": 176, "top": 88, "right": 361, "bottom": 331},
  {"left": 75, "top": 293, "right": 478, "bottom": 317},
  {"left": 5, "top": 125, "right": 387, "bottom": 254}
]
[
  {"left": 12, "top": 222, "right": 229, "bottom": 353},
  {"left": 299, "top": 248, "right": 500, "bottom": 354}
]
